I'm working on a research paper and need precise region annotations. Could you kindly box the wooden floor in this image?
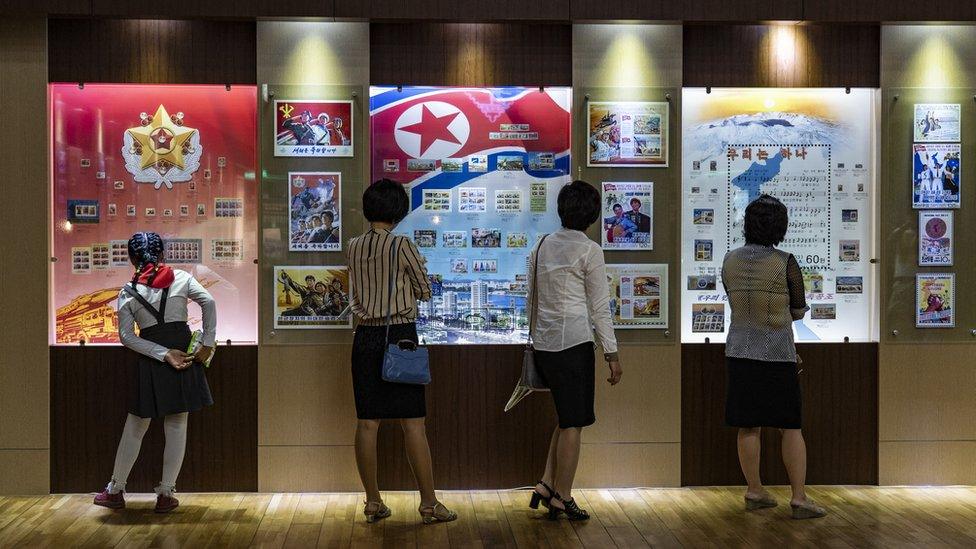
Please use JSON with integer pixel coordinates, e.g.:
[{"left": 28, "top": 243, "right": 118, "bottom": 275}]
[{"left": 1, "top": 487, "right": 975, "bottom": 547}]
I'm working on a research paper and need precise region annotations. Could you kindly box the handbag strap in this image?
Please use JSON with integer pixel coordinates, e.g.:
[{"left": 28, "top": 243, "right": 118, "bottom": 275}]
[
  {"left": 122, "top": 283, "right": 169, "bottom": 324},
  {"left": 384, "top": 235, "right": 400, "bottom": 343},
  {"left": 528, "top": 233, "right": 550, "bottom": 344}
]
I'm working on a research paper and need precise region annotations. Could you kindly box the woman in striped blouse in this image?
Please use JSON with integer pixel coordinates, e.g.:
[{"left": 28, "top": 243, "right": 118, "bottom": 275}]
[{"left": 346, "top": 179, "right": 457, "bottom": 525}]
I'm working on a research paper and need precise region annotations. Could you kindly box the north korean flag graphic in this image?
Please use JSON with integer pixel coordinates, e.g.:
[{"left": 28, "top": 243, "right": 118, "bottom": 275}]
[{"left": 370, "top": 87, "right": 572, "bottom": 209}]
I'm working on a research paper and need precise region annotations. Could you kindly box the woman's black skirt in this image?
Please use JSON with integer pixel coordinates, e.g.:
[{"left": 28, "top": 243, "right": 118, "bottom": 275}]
[
  {"left": 130, "top": 321, "right": 213, "bottom": 419},
  {"left": 536, "top": 342, "right": 596, "bottom": 429},
  {"left": 725, "top": 356, "right": 802, "bottom": 429},
  {"left": 351, "top": 323, "right": 426, "bottom": 420}
]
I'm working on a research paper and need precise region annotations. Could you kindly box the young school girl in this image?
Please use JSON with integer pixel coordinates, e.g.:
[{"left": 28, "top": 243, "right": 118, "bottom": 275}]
[{"left": 93, "top": 232, "right": 216, "bottom": 513}]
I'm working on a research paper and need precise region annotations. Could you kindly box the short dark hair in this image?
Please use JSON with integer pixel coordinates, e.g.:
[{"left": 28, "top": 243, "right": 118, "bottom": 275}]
[
  {"left": 557, "top": 180, "right": 601, "bottom": 231},
  {"left": 362, "top": 178, "right": 410, "bottom": 224},
  {"left": 630, "top": 198, "right": 641, "bottom": 206},
  {"left": 612, "top": 203, "right": 623, "bottom": 211},
  {"left": 322, "top": 211, "right": 334, "bottom": 222},
  {"left": 744, "top": 194, "right": 788, "bottom": 246}
]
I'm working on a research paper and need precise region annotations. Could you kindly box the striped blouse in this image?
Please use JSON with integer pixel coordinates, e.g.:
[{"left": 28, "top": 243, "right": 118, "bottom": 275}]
[{"left": 346, "top": 227, "right": 433, "bottom": 326}]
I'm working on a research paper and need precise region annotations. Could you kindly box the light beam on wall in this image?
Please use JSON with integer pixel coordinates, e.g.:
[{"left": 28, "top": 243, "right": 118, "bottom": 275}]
[
  {"left": 284, "top": 24, "right": 343, "bottom": 84},
  {"left": 598, "top": 27, "right": 657, "bottom": 88},
  {"left": 772, "top": 26, "right": 796, "bottom": 68},
  {"left": 907, "top": 30, "right": 963, "bottom": 88}
]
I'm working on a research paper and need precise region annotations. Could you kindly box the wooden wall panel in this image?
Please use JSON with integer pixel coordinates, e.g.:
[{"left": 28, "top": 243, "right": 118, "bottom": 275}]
[
  {"left": 48, "top": 18, "right": 256, "bottom": 84},
  {"left": 683, "top": 24, "right": 880, "bottom": 88},
  {"left": 0, "top": 1, "right": 88, "bottom": 15},
  {"left": 88, "top": 0, "right": 333, "bottom": 18},
  {"left": 681, "top": 343, "right": 878, "bottom": 486},
  {"left": 15, "top": 0, "right": 976, "bottom": 21},
  {"left": 570, "top": 0, "right": 803, "bottom": 22},
  {"left": 370, "top": 23, "right": 572, "bottom": 87},
  {"left": 804, "top": 1, "right": 976, "bottom": 22},
  {"left": 51, "top": 346, "right": 258, "bottom": 493},
  {"left": 376, "top": 346, "right": 557, "bottom": 490},
  {"left": 0, "top": 17, "right": 50, "bottom": 495},
  {"left": 338, "top": 0, "right": 569, "bottom": 20}
]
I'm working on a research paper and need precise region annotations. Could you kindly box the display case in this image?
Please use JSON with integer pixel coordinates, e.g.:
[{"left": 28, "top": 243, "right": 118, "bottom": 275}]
[
  {"left": 369, "top": 85, "right": 573, "bottom": 345},
  {"left": 680, "top": 88, "right": 879, "bottom": 344},
  {"left": 50, "top": 84, "right": 259, "bottom": 345}
]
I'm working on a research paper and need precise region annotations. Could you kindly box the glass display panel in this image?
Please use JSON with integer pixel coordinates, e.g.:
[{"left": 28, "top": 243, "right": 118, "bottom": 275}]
[
  {"left": 369, "top": 86, "right": 572, "bottom": 344},
  {"left": 50, "top": 84, "right": 258, "bottom": 345},
  {"left": 681, "top": 88, "right": 877, "bottom": 343},
  {"left": 576, "top": 87, "right": 679, "bottom": 345}
]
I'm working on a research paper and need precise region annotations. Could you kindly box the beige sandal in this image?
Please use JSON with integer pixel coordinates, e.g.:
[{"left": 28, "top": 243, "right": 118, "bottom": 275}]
[
  {"left": 791, "top": 499, "right": 827, "bottom": 519},
  {"left": 744, "top": 492, "right": 778, "bottom": 510},
  {"left": 419, "top": 502, "right": 458, "bottom": 524},
  {"left": 363, "top": 500, "right": 391, "bottom": 523}
]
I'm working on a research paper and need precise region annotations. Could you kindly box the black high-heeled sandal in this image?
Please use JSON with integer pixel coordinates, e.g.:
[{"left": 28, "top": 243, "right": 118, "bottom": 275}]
[
  {"left": 529, "top": 480, "right": 554, "bottom": 509},
  {"left": 547, "top": 492, "right": 590, "bottom": 521}
]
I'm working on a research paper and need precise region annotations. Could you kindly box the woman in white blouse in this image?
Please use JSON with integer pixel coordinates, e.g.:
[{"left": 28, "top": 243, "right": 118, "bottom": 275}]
[
  {"left": 93, "top": 232, "right": 216, "bottom": 514},
  {"left": 527, "top": 181, "right": 622, "bottom": 521}
]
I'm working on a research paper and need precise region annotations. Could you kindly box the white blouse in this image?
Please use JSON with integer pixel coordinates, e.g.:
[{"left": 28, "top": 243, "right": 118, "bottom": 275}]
[
  {"left": 527, "top": 228, "right": 618, "bottom": 355},
  {"left": 117, "top": 269, "right": 217, "bottom": 362}
]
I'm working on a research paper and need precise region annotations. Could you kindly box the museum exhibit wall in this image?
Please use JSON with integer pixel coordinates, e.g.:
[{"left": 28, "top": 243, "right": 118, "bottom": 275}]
[
  {"left": 9, "top": 15, "right": 976, "bottom": 496},
  {"left": 571, "top": 24, "right": 683, "bottom": 487},
  {"left": 878, "top": 25, "right": 976, "bottom": 484},
  {"left": 0, "top": 17, "right": 50, "bottom": 495}
]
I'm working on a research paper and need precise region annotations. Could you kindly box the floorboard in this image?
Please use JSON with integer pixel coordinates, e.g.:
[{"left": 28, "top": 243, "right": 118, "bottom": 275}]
[{"left": 1, "top": 487, "right": 974, "bottom": 547}]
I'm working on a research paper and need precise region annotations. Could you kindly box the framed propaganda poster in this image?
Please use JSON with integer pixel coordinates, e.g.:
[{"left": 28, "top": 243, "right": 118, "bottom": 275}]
[
  {"left": 370, "top": 86, "right": 572, "bottom": 344},
  {"left": 273, "top": 266, "right": 351, "bottom": 329},
  {"left": 288, "top": 172, "right": 341, "bottom": 252},
  {"left": 273, "top": 100, "right": 354, "bottom": 157},
  {"left": 50, "top": 84, "right": 258, "bottom": 345},
  {"left": 601, "top": 182, "right": 653, "bottom": 250},
  {"left": 916, "top": 273, "right": 954, "bottom": 328}
]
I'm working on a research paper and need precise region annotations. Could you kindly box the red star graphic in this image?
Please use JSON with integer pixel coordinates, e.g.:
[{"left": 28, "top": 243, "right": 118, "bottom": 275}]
[
  {"left": 399, "top": 105, "right": 461, "bottom": 157},
  {"left": 151, "top": 128, "right": 174, "bottom": 150}
]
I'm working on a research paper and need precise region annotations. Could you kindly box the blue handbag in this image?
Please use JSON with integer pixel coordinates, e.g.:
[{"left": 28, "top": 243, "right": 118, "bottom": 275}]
[{"left": 381, "top": 237, "right": 431, "bottom": 385}]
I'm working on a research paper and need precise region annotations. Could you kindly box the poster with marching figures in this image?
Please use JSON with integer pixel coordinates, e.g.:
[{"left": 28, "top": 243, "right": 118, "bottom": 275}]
[{"left": 273, "top": 100, "right": 353, "bottom": 157}]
